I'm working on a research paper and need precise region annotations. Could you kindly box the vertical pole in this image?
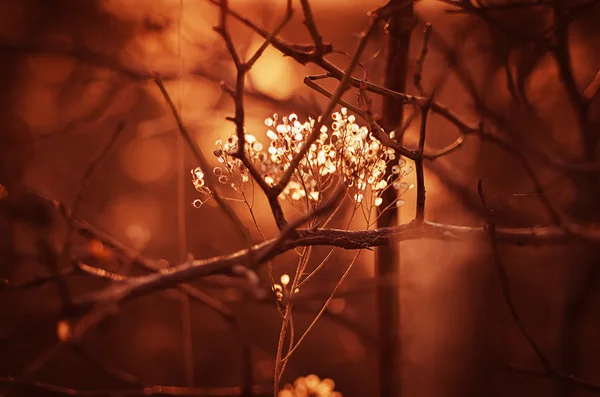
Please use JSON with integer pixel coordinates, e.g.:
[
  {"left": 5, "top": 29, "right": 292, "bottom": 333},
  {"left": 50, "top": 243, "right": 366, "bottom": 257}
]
[
  {"left": 376, "top": 2, "right": 414, "bottom": 397},
  {"left": 177, "top": 0, "right": 195, "bottom": 387}
]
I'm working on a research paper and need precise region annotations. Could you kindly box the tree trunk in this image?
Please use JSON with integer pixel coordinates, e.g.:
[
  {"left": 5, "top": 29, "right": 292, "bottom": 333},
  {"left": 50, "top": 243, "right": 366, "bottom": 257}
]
[{"left": 376, "top": 2, "right": 414, "bottom": 397}]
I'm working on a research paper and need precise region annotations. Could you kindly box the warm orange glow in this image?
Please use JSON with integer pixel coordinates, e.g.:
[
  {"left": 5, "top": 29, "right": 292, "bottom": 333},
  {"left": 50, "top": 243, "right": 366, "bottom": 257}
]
[
  {"left": 224, "top": 287, "right": 242, "bottom": 302},
  {"left": 104, "top": 195, "right": 161, "bottom": 250},
  {"left": 100, "top": 0, "right": 180, "bottom": 21},
  {"left": 17, "top": 85, "right": 59, "bottom": 132},
  {"left": 56, "top": 320, "right": 72, "bottom": 342},
  {"left": 105, "top": 0, "right": 218, "bottom": 73},
  {"left": 6, "top": 2, "right": 598, "bottom": 396},
  {"left": 246, "top": 37, "right": 302, "bottom": 101},
  {"left": 256, "top": 358, "right": 275, "bottom": 382},
  {"left": 26, "top": 54, "right": 75, "bottom": 85},
  {"left": 328, "top": 298, "right": 346, "bottom": 314},
  {"left": 337, "top": 328, "right": 366, "bottom": 363},
  {"left": 87, "top": 239, "right": 105, "bottom": 258},
  {"left": 151, "top": 78, "right": 222, "bottom": 122},
  {"left": 125, "top": 223, "right": 152, "bottom": 249},
  {"left": 121, "top": 137, "right": 172, "bottom": 183}
]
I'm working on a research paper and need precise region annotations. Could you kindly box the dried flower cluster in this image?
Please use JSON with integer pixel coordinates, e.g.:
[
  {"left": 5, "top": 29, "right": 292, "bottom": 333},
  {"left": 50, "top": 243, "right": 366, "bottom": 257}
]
[
  {"left": 272, "top": 273, "right": 300, "bottom": 302},
  {"left": 191, "top": 109, "right": 412, "bottom": 209},
  {"left": 279, "top": 374, "right": 342, "bottom": 397}
]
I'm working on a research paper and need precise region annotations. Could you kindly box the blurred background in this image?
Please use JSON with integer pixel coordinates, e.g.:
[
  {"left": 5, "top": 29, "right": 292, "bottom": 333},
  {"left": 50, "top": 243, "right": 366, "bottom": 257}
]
[{"left": 0, "top": 0, "right": 599, "bottom": 396}]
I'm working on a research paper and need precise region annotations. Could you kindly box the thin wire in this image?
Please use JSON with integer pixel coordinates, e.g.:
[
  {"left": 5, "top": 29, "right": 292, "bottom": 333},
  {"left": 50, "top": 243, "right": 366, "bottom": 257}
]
[{"left": 177, "top": 0, "right": 195, "bottom": 387}]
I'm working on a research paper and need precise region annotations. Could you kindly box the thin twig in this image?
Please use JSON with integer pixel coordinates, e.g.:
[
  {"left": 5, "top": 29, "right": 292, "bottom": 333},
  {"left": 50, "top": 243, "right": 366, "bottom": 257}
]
[
  {"left": 414, "top": 98, "right": 431, "bottom": 223},
  {"left": 477, "top": 179, "right": 555, "bottom": 373},
  {"left": 273, "top": 13, "right": 384, "bottom": 195},
  {"left": 214, "top": 0, "right": 294, "bottom": 230},
  {"left": 0, "top": 267, "right": 75, "bottom": 290},
  {"left": 507, "top": 365, "right": 600, "bottom": 394},
  {"left": 154, "top": 76, "right": 253, "bottom": 255},
  {"left": 584, "top": 69, "right": 600, "bottom": 103},
  {"left": 57, "top": 121, "right": 125, "bottom": 313},
  {"left": 70, "top": 344, "right": 144, "bottom": 386},
  {"left": 0, "top": 377, "right": 272, "bottom": 397},
  {"left": 477, "top": 179, "right": 600, "bottom": 393},
  {"left": 413, "top": 22, "right": 432, "bottom": 95},
  {"left": 245, "top": 0, "right": 294, "bottom": 68},
  {"left": 299, "top": 0, "right": 325, "bottom": 54},
  {"left": 279, "top": 250, "right": 362, "bottom": 363}
]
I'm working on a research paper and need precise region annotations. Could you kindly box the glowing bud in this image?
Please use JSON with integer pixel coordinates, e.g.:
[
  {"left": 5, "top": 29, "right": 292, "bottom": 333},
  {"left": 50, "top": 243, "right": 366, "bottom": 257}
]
[{"left": 57, "top": 320, "right": 72, "bottom": 342}]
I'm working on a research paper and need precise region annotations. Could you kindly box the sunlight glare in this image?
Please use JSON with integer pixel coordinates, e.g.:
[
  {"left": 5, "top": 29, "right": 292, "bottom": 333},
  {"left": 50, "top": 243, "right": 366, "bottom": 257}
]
[{"left": 246, "top": 37, "right": 301, "bottom": 101}]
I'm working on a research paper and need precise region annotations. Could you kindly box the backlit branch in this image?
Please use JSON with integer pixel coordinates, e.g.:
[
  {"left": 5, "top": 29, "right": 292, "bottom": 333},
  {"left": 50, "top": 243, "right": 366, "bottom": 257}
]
[
  {"left": 68, "top": 219, "right": 600, "bottom": 316},
  {"left": 154, "top": 76, "right": 253, "bottom": 253},
  {"left": 0, "top": 377, "right": 273, "bottom": 397},
  {"left": 213, "top": 0, "right": 294, "bottom": 229}
]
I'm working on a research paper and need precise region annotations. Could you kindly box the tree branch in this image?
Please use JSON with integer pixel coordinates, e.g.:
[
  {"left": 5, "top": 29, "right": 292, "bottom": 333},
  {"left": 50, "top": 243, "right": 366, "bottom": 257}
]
[
  {"left": 154, "top": 76, "right": 253, "bottom": 254},
  {"left": 0, "top": 377, "right": 272, "bottom": 397},
  {"left": 478, "top": 179, "right": 600, "bottom": 394},
  {"left": 68, "top": 218, "right": 600, "bottom": 317}
]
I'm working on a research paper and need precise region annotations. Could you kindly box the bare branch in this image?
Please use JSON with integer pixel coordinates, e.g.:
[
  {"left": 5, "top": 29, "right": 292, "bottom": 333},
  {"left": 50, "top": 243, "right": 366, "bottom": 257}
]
[
  {"left": 154, "top": 76, "right": 253, "bottom": 252},
  {"left": 478, "top": 179, "right": 600, "bottom": 394},
  {"left": 413, "top": 22, "right": 432, "bottom": 95},
  {"left": 214, "top": 0, "right": 294, "bottom": 230},
  {"left": 306, "top": 74, "right": 463, "bottom": 162},
  {"left": 0, "top": 267, "right": 74, "bottom": 290},
  {"left": 508, "top": 365, "right": 600, "bottom": 394},
  {"left": 584, "top": 69, "right": 600, "bottom": 103},
  {"left": 68, "top": 218, "right": 600, "bottom": 317},
  {"left": 478, "top": 179, "right": 555, "bottom": 373},
  {"left": 273, "top": 12, "right": 384, "bottom": 195},
  {"left": 245, "top": 0, "right": 294, "bottom": 68},
  {"left": 299, "top": 0, "right": 326, "bottom": 54},
  {"left": 56, "top": 121, "right": 125, "bottom": 312},
  {"left": 0, "top": 377, "right": 272, "bottom": 397},
  {"left": 213, "top": 0, "right": 242, "bottom": 69},
  {"left": 414, "top": 99, "right": 432, "bottom": 223}
]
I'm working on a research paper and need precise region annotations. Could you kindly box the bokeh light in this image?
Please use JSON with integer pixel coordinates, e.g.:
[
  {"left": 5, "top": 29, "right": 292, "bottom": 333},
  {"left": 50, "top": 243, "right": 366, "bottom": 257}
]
[
  {"left": 246, "top": 36, "right": 302, "bottom": 101},
  {"left": 121, "top": 137, "right": 173, "bottom": 183},
  {"left": 151, "top": 77, "right": 222, "bottom": 122},
  {"left": 104, "top": 194, "right": 162, "bottom": 250}
]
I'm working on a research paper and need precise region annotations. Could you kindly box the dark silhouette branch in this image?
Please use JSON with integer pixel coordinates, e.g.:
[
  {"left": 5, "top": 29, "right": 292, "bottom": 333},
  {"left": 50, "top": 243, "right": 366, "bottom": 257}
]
[
  {"left": 0, "top": 377, "right": 273, "bottom": 397},
  {"left": 478, "top": 179, "right": 600, "bottom": 394},
  {"left": 67, "top": 217, "right": 600, "bottom": 316}
]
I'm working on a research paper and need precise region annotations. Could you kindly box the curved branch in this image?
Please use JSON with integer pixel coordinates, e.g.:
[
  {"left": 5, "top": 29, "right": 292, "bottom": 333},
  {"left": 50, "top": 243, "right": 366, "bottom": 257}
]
[{"left": 69, "top": 220, "right": 600, "bottom": 316}]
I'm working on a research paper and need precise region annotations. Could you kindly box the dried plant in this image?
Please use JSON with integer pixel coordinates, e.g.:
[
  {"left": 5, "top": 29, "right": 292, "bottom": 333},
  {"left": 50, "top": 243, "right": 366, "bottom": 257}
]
[
  {"left": 278, "top": 374, "right": 342, "bottom": 397},
  {"left": 191, "top": 109, "right": 412, "bottom": 214},
  {"left": 1, "top": 1, "right": 600, "bottom": 397}
]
